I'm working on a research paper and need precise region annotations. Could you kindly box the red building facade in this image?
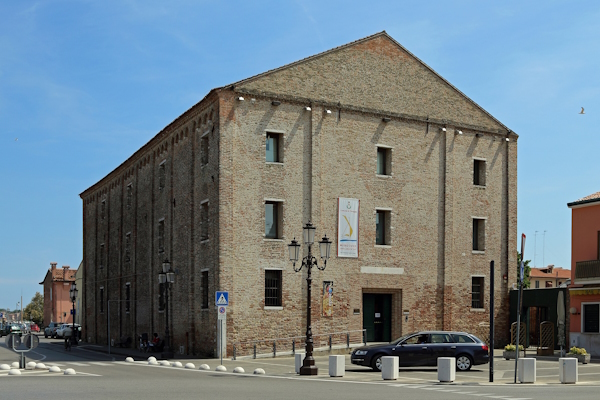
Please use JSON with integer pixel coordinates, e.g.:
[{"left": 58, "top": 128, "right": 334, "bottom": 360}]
[
  {"left": 40, "top": 263, "right": 77, "bottom": 326},
  {"left": 568, "top": 192, "right": 600, "bottom": 356}
]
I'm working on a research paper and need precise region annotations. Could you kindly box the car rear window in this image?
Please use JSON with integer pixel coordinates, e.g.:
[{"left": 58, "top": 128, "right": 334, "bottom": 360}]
[{"left": 452, "top": 334, "right": 475, "bottom": 343}]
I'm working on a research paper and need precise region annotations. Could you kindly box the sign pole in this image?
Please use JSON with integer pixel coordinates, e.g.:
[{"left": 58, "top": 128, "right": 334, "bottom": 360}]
[
  {"left": 514, "top": 234, "right": 526, "bottom": 383},
  {"left": 489, "top": 260, "right": 494, "bottom": 383}
]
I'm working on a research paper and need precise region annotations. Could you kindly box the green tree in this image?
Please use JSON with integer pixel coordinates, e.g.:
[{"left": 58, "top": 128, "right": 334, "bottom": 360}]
[
  {"left": 23, "top": 292, "right": 44, "bottom": 326},
  {"left": 517, "top": 252, "right": 532, "bottom": 289}
]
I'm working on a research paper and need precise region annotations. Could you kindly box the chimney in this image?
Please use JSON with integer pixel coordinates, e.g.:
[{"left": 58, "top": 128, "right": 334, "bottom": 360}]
[{"left": 51, "top": 262, "right": 57, "bottom": 271}]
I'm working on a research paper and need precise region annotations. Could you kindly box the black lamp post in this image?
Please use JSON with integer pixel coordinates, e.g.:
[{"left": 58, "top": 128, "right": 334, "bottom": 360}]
[
  {"left": 158, "top": 259, "right": 175, "bottom": 358},
  {"left": 288, "top": 222, "right": 332, "bottom": 375},
  {"left": 69, "top": 283, "right": 78, "bottom": 345}
]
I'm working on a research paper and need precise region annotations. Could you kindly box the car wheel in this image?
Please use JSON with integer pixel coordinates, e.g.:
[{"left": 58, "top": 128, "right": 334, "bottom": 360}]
[
  {"left": 371, "top": 354, "right": 384, "bottom": 372},
  {"left": 456, "top": 354, "right": 473, "bottom": 371},
  {"left": 44, "top": 333, "right": 48, "bottom": 338}
]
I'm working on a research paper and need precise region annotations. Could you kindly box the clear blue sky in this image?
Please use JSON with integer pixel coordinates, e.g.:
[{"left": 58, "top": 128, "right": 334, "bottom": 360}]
[{"left": 1, "top": 1, "right": 598, "bottom": 310}]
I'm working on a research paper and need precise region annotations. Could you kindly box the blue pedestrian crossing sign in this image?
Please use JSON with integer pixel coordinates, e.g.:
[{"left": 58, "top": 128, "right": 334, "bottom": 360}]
[{"left": 215, "top": 291, "right": 229, "bottom": 307}]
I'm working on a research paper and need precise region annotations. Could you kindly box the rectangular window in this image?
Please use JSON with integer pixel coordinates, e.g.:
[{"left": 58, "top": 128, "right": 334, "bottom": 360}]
[
  {"left": 125, "top": 233, "right": 131, "bottom": 262},
  {"left": 100, "top": 287, "right": 104, "bottom": 313},
  {"left": 201, "top": 134, "right": 209, "bottom": 165},
  {"left": 474, "top": 159, "right": 486, "bottom": 186},
  {"left": 473, "top": 218, "right": 485, "bottom": 251},
  {"left": 99, "top": 244, "right": 105, "bottom": 269},
  {"left": 535, "top": 281, "right": 540, "bottom": 288},
  {"left": 101, "top": 200, "right": 106, "bottom": 220},
  {"left": 126, "top": 184, "right": 133, "bottom": 209},
  {"left": 125, "top": 283, "right": 131, "bottom": 313},
  {"left": 201, "top": 271, "right": 209, "bottom": 309},
  {"left": 376, "top": 147, "right": 391, "bottom": 176},
  {"left": 471, "top": 277, "right": 484, "bottom": 309},
  {"left": 265, "top": 201, "right": 282, "bottom": 239},
  {"left": 376, "top": 209, "right": 391, "bottom": 245},
  {"left": 266, "top": 132, "right": 282, "bottom": 163},
  {"left": 158, "top": 282, "right": 165, "bottom": 312},
  {"left": 200, "top": 201, "right": 209, "bottom": 241},
  {"left": 545, "top": 281, "right": 553, "bottom": 288},
  {"left": 159, "top": 162, "right": 166, "bottom": 190},
  {"left": 158, "top": 220, "right": 165, "bottom": 253},
  {"left": 583, "top": 303, "right": 600, "bottom": 333},
  {"left": 265, "top": 270, "right": 282, "bottom": 307}
]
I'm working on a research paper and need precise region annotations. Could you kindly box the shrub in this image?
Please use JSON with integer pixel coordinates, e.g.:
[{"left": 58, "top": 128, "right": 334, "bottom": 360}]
[
  {"left": 504, "top": 344, "right": 524, "bottom": 351},
  {"left": 568, "top": 346, "right": 587, "bottom": 355}
]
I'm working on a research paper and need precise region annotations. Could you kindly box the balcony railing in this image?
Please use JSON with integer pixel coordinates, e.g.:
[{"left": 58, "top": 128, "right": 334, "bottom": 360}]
[{"left": 575, "top": 259, "right": 600, "bottom": 282}]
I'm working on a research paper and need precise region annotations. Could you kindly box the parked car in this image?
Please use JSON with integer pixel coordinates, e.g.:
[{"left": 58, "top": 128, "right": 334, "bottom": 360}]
[
  {"left": 30, "top": 323, "right": 40, "bottom": 333},
  {"left": 44, "top": 322, "right": 62, "bottom": 338},
  {"left": 350, "top": 331, "right": 489, "bottom": 372},
  {"left": 1, "top": 323, "right": 23, "bottom": 337},
  {"left": 56, "top": 323, "right": 80, "bottom": 339}
]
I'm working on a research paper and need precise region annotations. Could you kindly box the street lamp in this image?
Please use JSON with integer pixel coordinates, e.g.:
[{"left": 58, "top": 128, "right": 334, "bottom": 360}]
[
  {"left": 158, "top": 259, "right": 175, "bottom": 358},
  {"left": 69, "top": 283, "right": 78, "bottom": 345},
  {"left": 288, "top": 221, "right": 332, "bottom": 375}
]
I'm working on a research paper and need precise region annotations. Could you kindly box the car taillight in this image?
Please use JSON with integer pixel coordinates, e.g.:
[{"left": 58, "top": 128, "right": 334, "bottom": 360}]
[{"left": 482, "top": 344, "right": 489, "bottom": 351}]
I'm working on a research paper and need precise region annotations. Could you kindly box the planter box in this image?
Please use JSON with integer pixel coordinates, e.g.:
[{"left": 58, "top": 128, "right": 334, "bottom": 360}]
[
  {"left": 503, "top": 350, "right": 525, "bottom": 360},
  {"left": 570, "top": 354, "right": 591, "bottom": 364}
]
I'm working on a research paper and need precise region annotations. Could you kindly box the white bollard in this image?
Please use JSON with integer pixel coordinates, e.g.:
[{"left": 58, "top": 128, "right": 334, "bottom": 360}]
[
  {"left": 437, "top": 357, "right": 455, "bottom": 382},
  {"left": 328, "top": 355, "right": 345, "bottom": 377},
  {"left": 518, "top": 358, "right": 536, "bottom": 383},
  {"left": 381, "top": 356, "right": 398, "bottom": 380},
  {"left": 559, "top": 357, "right": 578, "bottom": 384},
  {"left": 295, "top": 352, "right": 305, "bottom": 374}
]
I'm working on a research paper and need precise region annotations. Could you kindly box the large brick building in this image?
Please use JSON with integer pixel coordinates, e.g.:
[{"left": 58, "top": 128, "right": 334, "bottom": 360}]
[{"left": 80, "top": 32, "right": 517, "bottom": 356}]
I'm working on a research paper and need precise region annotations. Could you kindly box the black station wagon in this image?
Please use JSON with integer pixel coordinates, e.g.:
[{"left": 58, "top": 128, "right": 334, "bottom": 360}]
[{"left": 350, "top": 331, "right": 489, "bottom": 371}]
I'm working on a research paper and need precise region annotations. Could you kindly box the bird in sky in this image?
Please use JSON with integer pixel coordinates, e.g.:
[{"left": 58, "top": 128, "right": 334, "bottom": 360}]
[
  {"left": 14, "top": 138, "right": 18, "bottom": 141},
  {"left": 579, "top": 107, "right": 585, "bottom": 114}
]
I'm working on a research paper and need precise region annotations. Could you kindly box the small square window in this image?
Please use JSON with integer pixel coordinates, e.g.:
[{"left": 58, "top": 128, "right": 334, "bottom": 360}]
[
  {"left": 266, "top": 132, "right": 282, "bottom": 163},
  {"left": 377, "top": 147, "right": 391, "bottom": 176},
  {"left": 471, "top": 277, "right": 484, "bottom": 308},
  {"left": 265, "top": 201, "right": 282, "bottom": 239},
  {"left": 376, "top": 210, "right": 391, "bottom": 245},
  {"left": 265, "top": 270, "right": 282, "bottom": 307},
  {"left": 472, "top": 218, "right": 485, "bottom": 251},
  {"left": 474, "top": 159, "right": 486, "bottom": 186},
  {"left": 583, "top": 303, "right": 600, "bottom": 333}
]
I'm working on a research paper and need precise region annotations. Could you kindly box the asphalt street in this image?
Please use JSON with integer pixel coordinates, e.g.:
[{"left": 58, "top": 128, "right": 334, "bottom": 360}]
[{"left": 2, "top": 337, "right": 600, "bottom": 400}]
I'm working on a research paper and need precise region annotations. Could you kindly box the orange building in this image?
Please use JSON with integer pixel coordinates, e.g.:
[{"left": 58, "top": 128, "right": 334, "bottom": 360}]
[
  {"left": 39, "top": 263, "right": 77, "bottom": 326},
  {"left": 568, "top": 192, "right": 600, "bottom": 356},
  {"left": 529, "top": 265, "right": 570, "bottom": 289}
]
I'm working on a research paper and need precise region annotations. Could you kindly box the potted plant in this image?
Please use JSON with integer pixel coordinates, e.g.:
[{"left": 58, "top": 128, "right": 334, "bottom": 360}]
[
  {"left": 503, "top": 344, "right": 524, "bottom": 360},
  {"left": 568, "top": 347, "right": 591, "bottom": 364}
]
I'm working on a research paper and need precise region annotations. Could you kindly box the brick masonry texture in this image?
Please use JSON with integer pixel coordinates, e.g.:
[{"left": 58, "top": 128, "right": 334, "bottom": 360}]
[{"left": 80, "top": 32, "right": 517, "bottom": 356}]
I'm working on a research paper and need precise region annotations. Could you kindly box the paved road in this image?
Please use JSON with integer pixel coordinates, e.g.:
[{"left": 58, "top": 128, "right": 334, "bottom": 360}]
[{"left": 2, "top": 337, "right": 600, "bottom": 400}]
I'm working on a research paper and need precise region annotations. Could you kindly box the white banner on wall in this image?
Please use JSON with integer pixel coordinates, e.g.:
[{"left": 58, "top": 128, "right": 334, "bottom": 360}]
[{"left": 338, "top": 197, "right": 359, "bottom": 258}]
